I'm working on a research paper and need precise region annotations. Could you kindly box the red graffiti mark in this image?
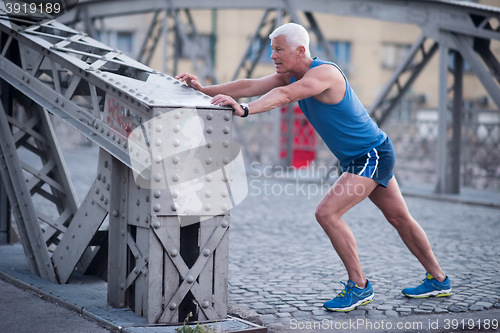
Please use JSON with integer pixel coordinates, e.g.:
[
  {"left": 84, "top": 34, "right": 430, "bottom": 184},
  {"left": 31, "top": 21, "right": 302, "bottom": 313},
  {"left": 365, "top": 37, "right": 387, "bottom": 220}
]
[{"left": 106, "top": 98, "right": 134, "bottom": 137}]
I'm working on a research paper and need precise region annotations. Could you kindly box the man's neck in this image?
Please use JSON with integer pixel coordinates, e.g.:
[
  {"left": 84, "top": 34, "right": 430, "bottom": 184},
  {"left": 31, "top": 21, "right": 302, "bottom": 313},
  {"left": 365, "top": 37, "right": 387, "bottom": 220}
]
[{"left": 289, "top": 57, "right": 314, "bottom": 80}]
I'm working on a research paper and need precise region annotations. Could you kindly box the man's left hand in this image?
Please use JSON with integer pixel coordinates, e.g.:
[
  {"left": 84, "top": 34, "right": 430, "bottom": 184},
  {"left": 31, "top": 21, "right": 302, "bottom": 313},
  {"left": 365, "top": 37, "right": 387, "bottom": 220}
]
[{"left": 211, "top": 94, "right": 245, "bottom": 117}]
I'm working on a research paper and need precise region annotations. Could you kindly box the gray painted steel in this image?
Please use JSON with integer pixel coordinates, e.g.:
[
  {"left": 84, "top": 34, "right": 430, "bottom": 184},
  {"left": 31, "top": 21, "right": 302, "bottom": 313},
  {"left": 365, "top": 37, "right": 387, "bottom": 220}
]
[{"left": 0, "top": 4, "right": 236, "bottom": 326}]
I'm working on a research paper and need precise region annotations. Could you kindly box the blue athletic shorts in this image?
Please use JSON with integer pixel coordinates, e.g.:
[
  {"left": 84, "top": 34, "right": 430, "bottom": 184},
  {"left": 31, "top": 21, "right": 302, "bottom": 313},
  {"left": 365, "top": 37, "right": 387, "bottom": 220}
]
[{"left": 340, "top": 137, "right": 395, "bottom": 188}]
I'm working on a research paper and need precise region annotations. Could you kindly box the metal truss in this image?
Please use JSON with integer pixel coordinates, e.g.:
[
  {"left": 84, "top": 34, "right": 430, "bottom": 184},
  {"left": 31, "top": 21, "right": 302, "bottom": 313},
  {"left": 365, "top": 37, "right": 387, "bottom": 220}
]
[
  {"left": 368, "top": 35, "right": 439, "bottom": 126},
  {"left": 0, "top": 2, "right": 236, "bottom": 324}
]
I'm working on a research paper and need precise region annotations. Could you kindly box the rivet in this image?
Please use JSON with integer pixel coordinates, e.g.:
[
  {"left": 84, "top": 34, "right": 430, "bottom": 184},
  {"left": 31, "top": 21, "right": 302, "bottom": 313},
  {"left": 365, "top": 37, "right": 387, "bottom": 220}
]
[
  {"left": 122, "top": 213, "right": 126, "bottom": 218},
  {"left": 154, "top": 173, "right": 162, "bottom": 182},
  {"left": 152, "top": 221, "right": 161, "bottom": 229},
  {"left": 146, "top": 195, "right": 150, "bottom": 202},
  {"left": 205, "top": 175, "right": 212, "bottom": 182},
  {"left": 206, "top": 126, "right": 213, "bottom": 134},
  {"left": 172, "top": 174, "right": 179, "bottom": 182},
  {"left": 155, "top": 139, "right": 162, "bottom": 146},
  {"left": 120, "top": 284, "right": 125, "bottom": 290},
  {"left": 172, "top": 191, "right": 179, "bottom": 199},
  {"left": 206, "top": 140, "right": 212, "bottom": 148},
  {"left": 186, "top": 276, "right": 194, "bottom": 283},
  {"left": 223, "top": 127, "right": 230, "bottom": 134},
  {"left": 205, "top": 157, "right": 212, "bottom": 165},
  {"left": 224, "top": 114, "right": 231, "bottom": 121},
  {"left": 170, "top": 249, "right": 178, "bottom": 257},
  {"left": 154, "top": 155, "right": 162, "bottom": 163},
  {"left": 203, "top": 249, "right": 210, "bottom": 257},
  {"left": 206, "top": 113, "right": 213, "bottom": 120},
  {"left": 174, "top": 112, "right": 180, "bottom": 119},
  {"left": 104, "top": 198, "right": 108, "bottom": 205},
  {"left": 222, "top": 175, "right": 229, "bottom": 182},
  {"left": 133, "top": 267, "right": 139, "bottom": 274},
  {"left": 106, "top": 184, "right": 110, "bottom": 191},
  {"left": 136, "top": 199, "right": 140, "bottom": 206},
  {"left": 154, "top": 190, "right": 161, "bottom": 198},
  {"left": 153, "top": 204, "right": 161, "bottom": 212},
  {"left": 169, "top": 302, "right": 177, "bottom": 310},
  {"left": 95, "top": 188, "right": 100, "bottom": 194},
  {"left": 204, "top": 204, "right": 211, "bottom": 211},
  {"left": 172, "top": 156, "right": 179, "bottom": 164},
  {"left": 221, "top": 190, "right": 228, "bottom": 198},
  {"left": 221, "top": 204, "right": 228, "bottom": 211},
  {"left": 97, "top": 174, "right": 102, "bottom": 180},
  {"left": 136, "top": 215, "right": 140, "bottom": 221},
  {"left": 121, "top": 230, "right": 126, "bottom": 236},
  {"left": 173, "top": 139, "right": 180, "bottom": 147},
  {"left": 102, "top": 176, "right": 107, "bottom": 183},
  {"left": 202, "top": 301, "right": 209, "bottom": 309},
  {"left": 223, "top": 141, "right": 230, "bottom": 148},
  {"left": 100, "top": 195, "right": 104, "bottom": 201},
  {"left": 173, "top": 125, "right": 180, "bottom": 133},
  {"left": 221, "top": 220, "right": 229, "bottom": 228},
  {"left": 171, "top": 203, "right": 178, "bottom": 211},
  {"left": 205, "top": 191, "right": 211, "bottom": 198},
  {"left": 156, "top": 125, "right": 163, "bottom": 132},
  {"left": 112, "top": 210, "right": 119, "bottom": 217},
  {"left": 223, "top": 157, "right": 230, "bottom": 164}
]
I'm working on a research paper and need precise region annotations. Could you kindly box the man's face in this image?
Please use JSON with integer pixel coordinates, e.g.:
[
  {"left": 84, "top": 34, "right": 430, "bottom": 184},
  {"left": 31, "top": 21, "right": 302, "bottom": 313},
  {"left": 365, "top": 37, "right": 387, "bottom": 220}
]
[{"left": 270, "top": 35, "right": 298, "bottom": 74}]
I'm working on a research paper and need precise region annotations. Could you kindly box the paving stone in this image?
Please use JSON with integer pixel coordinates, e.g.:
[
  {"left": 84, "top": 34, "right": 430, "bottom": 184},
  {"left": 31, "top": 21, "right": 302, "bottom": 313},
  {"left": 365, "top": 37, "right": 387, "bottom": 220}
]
[
  {"left": 434, "top": 307, "right": 448, "bottom": 313},
  {"left": 414, "top": 309, "right": 432, "bottom": 314},
  {"left": 495, "top": 303, "right": 500, "bottom": 308},
  {"left": 449, "top": 305, "right": 468, "bottom": 312},
  {"left": 475, "top": 301, "right": 493, "bottom": 308},
  {"left": 276, "top": 312, "right": 291, "bottom": 318},
  {"left": 469, "top": 305, "right": 485, "bottom": 311},
  {"left": 385, "top": 310, "right": 399, "bottom": 318},
  {"left": 377, "top": 304, "right": 394, "bottom": 311}
]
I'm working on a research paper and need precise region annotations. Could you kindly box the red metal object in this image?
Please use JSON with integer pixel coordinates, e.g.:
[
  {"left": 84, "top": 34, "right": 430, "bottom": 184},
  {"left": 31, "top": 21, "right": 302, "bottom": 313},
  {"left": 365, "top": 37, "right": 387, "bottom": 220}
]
[{"left": 280, "top": 105, "right": 317, "bottom": 168}]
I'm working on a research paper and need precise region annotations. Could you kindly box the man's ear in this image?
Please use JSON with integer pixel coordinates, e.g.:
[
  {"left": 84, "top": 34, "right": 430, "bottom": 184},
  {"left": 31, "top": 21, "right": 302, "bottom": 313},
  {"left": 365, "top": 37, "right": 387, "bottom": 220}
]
[{"left": 297, "top": 45, "right": 306, "bottom": 56}]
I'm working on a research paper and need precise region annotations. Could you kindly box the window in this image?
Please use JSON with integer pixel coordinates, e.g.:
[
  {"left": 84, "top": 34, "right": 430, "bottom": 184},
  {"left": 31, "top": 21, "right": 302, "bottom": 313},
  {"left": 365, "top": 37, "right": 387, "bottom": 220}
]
[
  {"left": 97, "top": 31, "right": 134, "bottom": 56},
  {"left": 316, "top": 41, "right": 352, "bottom": 72},
  {"left": 381, "top": 43, "right": 412, "bottom": 70},
  {"left": 177, "top": 33, "right": 215, "bottom": 62}
]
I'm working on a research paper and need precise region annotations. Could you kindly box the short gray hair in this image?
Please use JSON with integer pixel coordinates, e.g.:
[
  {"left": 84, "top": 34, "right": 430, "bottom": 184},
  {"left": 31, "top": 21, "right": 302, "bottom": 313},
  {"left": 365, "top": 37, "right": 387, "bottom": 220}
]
[{"left": 269, "top": 23, "right": 311, "bottom": 57}]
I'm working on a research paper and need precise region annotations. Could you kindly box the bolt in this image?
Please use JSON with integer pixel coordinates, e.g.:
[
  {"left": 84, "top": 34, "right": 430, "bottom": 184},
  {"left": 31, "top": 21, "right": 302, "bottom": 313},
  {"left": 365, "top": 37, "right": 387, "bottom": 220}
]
[{"left": 153, "top": 204, "right": 161, "bottom": 212}]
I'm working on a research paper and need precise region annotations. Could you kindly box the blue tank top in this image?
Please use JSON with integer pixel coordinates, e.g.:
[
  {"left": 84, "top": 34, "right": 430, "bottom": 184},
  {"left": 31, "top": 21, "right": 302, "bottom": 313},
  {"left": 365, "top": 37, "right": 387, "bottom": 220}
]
[{"left": 290, "top": 58, "right": 387, "bottom": 166}]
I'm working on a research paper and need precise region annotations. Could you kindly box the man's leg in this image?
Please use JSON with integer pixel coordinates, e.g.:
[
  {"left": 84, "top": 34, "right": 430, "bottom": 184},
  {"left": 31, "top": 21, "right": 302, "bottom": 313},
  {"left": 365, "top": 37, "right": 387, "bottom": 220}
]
[
  {"left": 368, "top": 177, "right": 446, "bottom": 281},
  {"left": 315, "top": 172, "right": 379, "bottom": 288}
]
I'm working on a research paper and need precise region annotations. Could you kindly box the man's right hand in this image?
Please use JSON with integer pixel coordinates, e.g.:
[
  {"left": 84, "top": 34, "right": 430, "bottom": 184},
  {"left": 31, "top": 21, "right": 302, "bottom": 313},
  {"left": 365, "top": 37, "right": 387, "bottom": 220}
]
[{"left": 175, "top": 72, "right": 202, "bottom": 91}]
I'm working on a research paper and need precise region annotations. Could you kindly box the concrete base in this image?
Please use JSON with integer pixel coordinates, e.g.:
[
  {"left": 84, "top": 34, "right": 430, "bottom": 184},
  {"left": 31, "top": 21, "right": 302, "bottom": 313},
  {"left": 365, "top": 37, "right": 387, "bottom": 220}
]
[{"left": 0, "top": 244, "right": 267, "bottom": 333}]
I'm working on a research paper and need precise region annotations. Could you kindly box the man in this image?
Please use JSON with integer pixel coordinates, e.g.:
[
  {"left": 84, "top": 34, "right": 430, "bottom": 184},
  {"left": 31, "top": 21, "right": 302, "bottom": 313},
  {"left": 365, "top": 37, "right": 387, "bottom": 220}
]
[{"left": 176, "top": 23, "right": 451, "bottom": 312}]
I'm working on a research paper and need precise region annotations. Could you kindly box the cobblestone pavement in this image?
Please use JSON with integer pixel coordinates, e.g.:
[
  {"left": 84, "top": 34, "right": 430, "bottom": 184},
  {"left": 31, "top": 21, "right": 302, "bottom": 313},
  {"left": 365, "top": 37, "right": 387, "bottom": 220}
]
[{"left": 228, "top": 176, "right": 500, "bottom": 331}]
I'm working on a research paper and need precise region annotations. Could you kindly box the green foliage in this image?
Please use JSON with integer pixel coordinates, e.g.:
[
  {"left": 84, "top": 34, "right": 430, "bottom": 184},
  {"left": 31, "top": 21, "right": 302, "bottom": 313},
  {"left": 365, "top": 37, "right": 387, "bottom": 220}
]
[{"left": 175, "top": 312, "right": 215, "bottom": 333}]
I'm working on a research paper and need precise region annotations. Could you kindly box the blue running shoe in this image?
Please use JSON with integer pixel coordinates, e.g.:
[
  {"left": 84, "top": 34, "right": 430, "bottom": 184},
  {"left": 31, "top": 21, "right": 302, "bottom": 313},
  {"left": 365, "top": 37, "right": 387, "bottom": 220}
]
[
  {"left": 402, "top": 273, "right": 452, "bottom": 298},
  {"left": 323, "top": 280, "right": 374, "bottom": 312}
]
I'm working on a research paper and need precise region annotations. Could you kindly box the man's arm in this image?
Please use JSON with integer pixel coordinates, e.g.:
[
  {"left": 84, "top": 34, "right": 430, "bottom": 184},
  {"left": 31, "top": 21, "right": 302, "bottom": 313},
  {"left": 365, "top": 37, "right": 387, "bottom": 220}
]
[
  {"left": 175, "top": 72, "right": 289, "bottom": 99},
  {"left": 244, "top": 65, "right": 344, "bottom": 115}
]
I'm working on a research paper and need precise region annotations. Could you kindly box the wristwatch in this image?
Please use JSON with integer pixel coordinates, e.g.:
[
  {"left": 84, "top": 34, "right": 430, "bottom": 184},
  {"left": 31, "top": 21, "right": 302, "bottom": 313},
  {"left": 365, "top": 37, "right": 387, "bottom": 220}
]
[{"left": 239, "top": 103, "right": 249, "bottom": 118}]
